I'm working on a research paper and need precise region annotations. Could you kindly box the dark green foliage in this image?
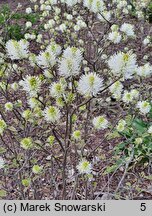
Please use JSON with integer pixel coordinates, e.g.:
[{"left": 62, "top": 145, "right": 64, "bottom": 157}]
[
  {"left": 147, "top": 2, "right": 152, "bottom": 23},
  {"left": 0, "top": 4, "right": 39, "bottom": 40},
  {"left": 7, "top": 25, "right": 24, "bottom": 40},
  {"left": 105, "top": 114, "right": 152, "bottom": 174}
]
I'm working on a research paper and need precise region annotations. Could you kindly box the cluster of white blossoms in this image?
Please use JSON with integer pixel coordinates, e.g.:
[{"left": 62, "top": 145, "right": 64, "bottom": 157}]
[
  {"left": 37, "top": 49, "right": 56, "bottom": 68},
  {"left": 72, "top": 130, "right": 81, "bottom": 140},
  {"left": 108, "top": 31, "right": 122, "bottom": 44},
  {"left": 19, "top": 75, "right": 42, "bottom": 97},
  {"left": 120, "top": 23, "right": 135, "bottom": 37},
  {"left": 109, "top": 81, "right": 123, "bottom": 99},
  {"left": 143, "top": 36, "right": 151, "bottom": 46},
  {"left": 122, "top": 89, "right": 139, "bottom": 104},
  {"left": 83, "top": 0, "right": 105, "bottom": 13},
  {"left": 43, "top": 106, "right": 61, "bottom": 123},
  {"left": 92, "top": 116, "right": 108, "bottom": 130},
  {"left": 137, "top": 101, "right": 151, "bottom": 115},
  {"left": 116, "top": 119, "right": 126, "bottom": 132},
  {"left": 136, "top": 63, "right": 152, "bottom": 77},
  {"left": 6, "top": 39, "right": 29, "bottom": 60},
  {"left": 5, "top": 102, "right": 13, "bottom": 111},
  {"left": 50, "top": 80, "right": 66, "bottom": 98},
  {"left": 108, "top": 51, "right": 137, "bottom": 79},
  {"left": 46, "top": 42, "right": 62, "bottom": 57},
  {"left": 77, "top": 159, "right": 92, "bottom": 174},
  {"left": 78, "top": 72, "right": 103, "bottom": 97},
  {"left": 59, "top": 47, "right": 83, "bottom": 77}
]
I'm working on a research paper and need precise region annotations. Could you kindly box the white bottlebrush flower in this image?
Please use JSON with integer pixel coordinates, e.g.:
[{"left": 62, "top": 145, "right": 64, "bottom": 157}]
[
  {"left": 46, "top": 42, "right": 61, "bottom": 57},
  {"left": 108, "top": 31, "right": 122, "bottom": 44},
  {"left": 136, "top": 63, "right": 152, "bottom": 77},
  {"left": 78, "top": 72, "right": 103, "bottom": 96},
  {"left": 120, "top": 23, "right": 135, "bottom": 37},
  {"left": 93, "top": 116, "right": 108, "bottom": 130},
  {"left": 19, "top": 75, "right": 42, "bottom": 97},
  {"left": 26, "top": 7, "right": 32, "bottom": 14},
  {"left": 76, "top": 20, "right": 87, "bottom": 28},
  {"left": 6, "top": 39, "right": 29, "bottom": 60},
  {"left": 63, "top": 47, "right": 83, "bottom": 64},
  {"left": 26, "top": 21, "right": 32, "bottom": 28},
  {"left": 72, "top": 130, "right": 81, "bottom": 140},
  {"left": 83, "top": 0, "right": 105, "bottom": 13},
  {"left": 116, "top": 119, "right": 126, "bottom": 132},
  {"left": 148, "top": 126, "right": 152, "bottom": 134},
  {"left": 59, "top": 57, "right": 80, "bottom": 77},
  {"left": 77, "top": 159, "right": 92, "bottom": 174},
  {"left": 43, "top": 106, "right": 61, "bottom": 123},
  {"left": 108, "top": 51, "right": 137, "bottom": 79},
  {"left": 109, "top": 81, "right": 123, "bottom": 99},
  {"left": 122, "top": 90, "right": 134, "bottom": 104},
  {"left": 143, "top": 37, "right": 150, "bottom": 45},
  {"left": 5, "top": 102, "right": 13, "bottom": 111},
  {"left": 59, "top": 23, "right": 67, "bottom": 32},
  {"left": 37, "top": 51, "right": 56, "bottom": 68},
  {"left": 0, "top": 119, "right": 7, "bottom": 135},
  {"left": 0, "top": 157, "right": 5, "bottom": 169},
  {"left": 130, "top": 89, "right": 139, "bottom": 99},
  {"left": 50, "top": 81, "right": 66, "bottom": 98},
  {"left": 137, "top": 101, "right": 151, "bottom": 115}
]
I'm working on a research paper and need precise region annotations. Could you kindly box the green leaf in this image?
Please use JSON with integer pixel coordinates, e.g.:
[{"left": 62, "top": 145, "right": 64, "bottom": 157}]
[
  {"left": 0, "top": 190, "right": 7, "bottom": 197},
  {"left": 132, "top": 118, "right": 147, "bottom": 134}
]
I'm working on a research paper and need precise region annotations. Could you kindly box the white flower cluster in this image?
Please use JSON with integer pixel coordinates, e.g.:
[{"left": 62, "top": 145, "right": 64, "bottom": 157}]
[
  {"left": 19, "top": 75, "right": 42, "bottom": 97},
  {"left": 83, "top": 0, "right": 105, "bottom": 13},
  {"left": 137, "top": 63, "right": 152, "bottom": 77},
  {"left": 37, "top": 46, "right": 57, "bottom": 68},
  {"left": 77, "top": 159, "right": 92, "bottom": 174},
  {"left": 137, "top": 101, "right": 151, "bottom": 115},
  {"left": 109, "top": 81, "right": 123, "bottom": 99},
  {"left": 120, "top": 23, "right": 135, "bottom": 37},
  {"left": 43, "top": 106, "right": 61, "bottom": 123},
  {"left": 6, "top": 39, "right": 29, "bottom": 60},
  {"left": 93, "top": 116, "right": 108, "bottom": 130},
  {"left": 122, "top": 89, "right": 139, "bottom": 104},
  {"left": 108, "top": 51, "right": 137, "bottom": 79},
  {"left": 59, "top": 47, "right": 83, "bottom": 77},
  {"left": 78, "top": 72, "right": 103, "bottom": 97}
]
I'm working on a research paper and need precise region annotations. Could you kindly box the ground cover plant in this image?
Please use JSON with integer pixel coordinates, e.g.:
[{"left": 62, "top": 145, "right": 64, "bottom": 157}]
[{"left": 0, "top": 0, "right": 151, "bottom": 200}]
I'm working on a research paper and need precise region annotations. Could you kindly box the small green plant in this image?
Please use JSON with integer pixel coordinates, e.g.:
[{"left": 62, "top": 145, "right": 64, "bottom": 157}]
[{"left": 110, "top": 112, "right": 152, "bottom": 172}]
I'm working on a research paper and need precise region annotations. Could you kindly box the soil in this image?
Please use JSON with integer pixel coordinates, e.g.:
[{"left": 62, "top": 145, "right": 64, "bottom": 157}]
[{"left": 0, "top": 0, "right": 152, "bottom": 200}]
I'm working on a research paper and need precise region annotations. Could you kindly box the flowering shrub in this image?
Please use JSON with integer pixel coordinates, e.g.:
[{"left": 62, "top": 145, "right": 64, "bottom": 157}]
[{"left": 0, "top": 0, "right": 151, "bottom": 199}]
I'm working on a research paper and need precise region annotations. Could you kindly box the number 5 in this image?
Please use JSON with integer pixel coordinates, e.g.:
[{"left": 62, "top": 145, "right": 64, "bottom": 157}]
[{"left": 140, "top": 203, "right": 146, "bottom": 211}]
